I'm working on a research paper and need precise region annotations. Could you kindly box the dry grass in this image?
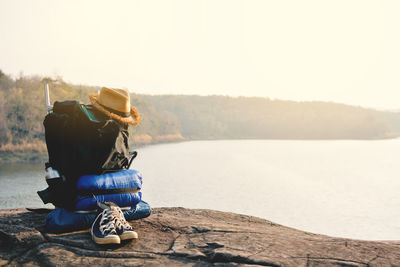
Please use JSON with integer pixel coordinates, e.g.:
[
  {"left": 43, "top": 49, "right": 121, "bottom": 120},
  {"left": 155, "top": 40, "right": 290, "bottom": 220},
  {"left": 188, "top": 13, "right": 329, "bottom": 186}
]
[
  {"left": 0, "top": 141, "right": 47, "bottom": 153},
  {"left": 133, "top": 134, "right": 185, "bottom": 145},
  {"left": 154, "top": 134, "right": 185, "bottom": 142},
  {"left": 133, "top": 134, "right": 153, "bottom": 144}
]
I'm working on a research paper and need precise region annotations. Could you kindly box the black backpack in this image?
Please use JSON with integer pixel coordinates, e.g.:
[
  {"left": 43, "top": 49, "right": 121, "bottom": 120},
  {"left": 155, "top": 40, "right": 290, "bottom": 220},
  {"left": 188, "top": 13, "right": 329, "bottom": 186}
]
[{"left": 38, "top": 100, "right": 136, "bottom": 208}]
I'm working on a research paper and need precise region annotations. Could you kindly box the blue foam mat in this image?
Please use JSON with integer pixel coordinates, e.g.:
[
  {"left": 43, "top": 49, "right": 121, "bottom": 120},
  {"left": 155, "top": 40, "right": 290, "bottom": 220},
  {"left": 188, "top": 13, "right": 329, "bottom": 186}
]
[{"left": 45, "top": 200, "right": 151, "bottom": 234}]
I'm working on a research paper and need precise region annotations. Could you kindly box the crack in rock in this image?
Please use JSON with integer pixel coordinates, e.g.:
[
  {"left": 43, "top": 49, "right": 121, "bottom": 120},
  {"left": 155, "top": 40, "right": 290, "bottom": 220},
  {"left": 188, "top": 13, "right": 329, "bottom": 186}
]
[
  {"left": 206, "top": 251, "right": 281, "bottom": 266},
  {"left": 298, "top": 255, "right": 368, "bottom": 266},
  {"left": 6, "top": 244, "right": 45, "bottom": 265},
  {"left": 167, "top": 234, "right": 280, "bottom": 266},
  {"left": 38, "top": 243, "right": 157, "bottom": 260}
]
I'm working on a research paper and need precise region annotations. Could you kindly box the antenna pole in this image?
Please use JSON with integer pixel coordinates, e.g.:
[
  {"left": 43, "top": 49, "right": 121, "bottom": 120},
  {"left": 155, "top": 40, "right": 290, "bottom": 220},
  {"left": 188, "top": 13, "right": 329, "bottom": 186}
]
[{"left": 45, "top": 83, "right": 52, "bottom": 114}]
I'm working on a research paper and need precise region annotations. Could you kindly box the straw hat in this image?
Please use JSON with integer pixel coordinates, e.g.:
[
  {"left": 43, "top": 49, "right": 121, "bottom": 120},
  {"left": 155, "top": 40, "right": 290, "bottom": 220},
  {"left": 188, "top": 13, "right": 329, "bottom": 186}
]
[{"left": 89, "top": 87, "right": 141, "bottom": 126}]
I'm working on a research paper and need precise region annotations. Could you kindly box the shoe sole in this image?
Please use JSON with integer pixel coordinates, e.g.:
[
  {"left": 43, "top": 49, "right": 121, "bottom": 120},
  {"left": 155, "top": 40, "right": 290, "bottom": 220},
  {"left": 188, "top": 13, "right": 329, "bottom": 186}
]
[
  {"left": 119, "top": 231, "right": 138, "bottom": 241},
  {"left": 91, "top": 230, "right": 121, "bottom": 245}
]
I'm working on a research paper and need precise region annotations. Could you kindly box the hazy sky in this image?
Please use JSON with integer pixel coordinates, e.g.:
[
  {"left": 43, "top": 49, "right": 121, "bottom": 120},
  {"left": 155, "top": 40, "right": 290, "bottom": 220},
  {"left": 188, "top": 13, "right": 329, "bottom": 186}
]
[{"left": 1, "top": 0, "right": 400, "bottom": 109}]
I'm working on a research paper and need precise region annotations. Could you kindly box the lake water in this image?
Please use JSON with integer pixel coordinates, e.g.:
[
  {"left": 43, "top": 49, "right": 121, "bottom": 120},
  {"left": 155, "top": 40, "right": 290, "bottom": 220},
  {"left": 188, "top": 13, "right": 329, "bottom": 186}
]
[{"left": 1, "top": 140, "right": 400, "bottom": 241}]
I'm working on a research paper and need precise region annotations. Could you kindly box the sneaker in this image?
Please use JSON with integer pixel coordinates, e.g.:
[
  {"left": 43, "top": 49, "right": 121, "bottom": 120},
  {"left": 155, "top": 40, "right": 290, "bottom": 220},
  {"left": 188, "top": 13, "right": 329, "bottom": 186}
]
[
  {"left": 91, "top": 202, "right": 121, "bottom": 245},
  {"left": 112, "top": 203, "right": 138, "bottom": 241}
]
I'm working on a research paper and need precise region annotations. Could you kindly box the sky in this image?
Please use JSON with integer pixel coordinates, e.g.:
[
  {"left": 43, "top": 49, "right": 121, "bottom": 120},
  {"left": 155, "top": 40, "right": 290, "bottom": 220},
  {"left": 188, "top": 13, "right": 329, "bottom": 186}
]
[{"left": 0, "top": 0, "right": 400, "bottom": 109}]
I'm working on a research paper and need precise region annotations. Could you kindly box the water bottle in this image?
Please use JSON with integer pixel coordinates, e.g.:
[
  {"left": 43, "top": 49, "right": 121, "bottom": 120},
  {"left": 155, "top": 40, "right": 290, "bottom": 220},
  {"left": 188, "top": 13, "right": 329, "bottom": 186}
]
[{"left": 45, "top": 162, "right": 62, "bottom": 186}]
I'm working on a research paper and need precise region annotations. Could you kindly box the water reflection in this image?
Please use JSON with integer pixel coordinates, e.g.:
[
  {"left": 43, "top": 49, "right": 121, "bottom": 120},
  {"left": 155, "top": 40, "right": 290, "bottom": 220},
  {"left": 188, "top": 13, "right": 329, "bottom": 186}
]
[{"left": 0, "top": 163, "right": 49, "bottom": 209}]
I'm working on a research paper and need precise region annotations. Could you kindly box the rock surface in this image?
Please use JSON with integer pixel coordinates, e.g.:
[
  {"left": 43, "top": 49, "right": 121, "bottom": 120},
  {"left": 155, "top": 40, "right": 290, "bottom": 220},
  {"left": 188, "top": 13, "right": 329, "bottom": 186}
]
[{"left": 0, "top": 207, "right": 400, "bottom": 266}]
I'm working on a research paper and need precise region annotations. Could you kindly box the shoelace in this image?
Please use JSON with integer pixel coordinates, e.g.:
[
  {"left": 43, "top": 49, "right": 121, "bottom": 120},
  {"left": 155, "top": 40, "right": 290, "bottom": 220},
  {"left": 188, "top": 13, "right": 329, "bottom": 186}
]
[
  {"left": 113, "top": 206, "right": 133, "bottom": 231},
  {"left": 99, "top": 208, "right": 118, "bottom": 235}
]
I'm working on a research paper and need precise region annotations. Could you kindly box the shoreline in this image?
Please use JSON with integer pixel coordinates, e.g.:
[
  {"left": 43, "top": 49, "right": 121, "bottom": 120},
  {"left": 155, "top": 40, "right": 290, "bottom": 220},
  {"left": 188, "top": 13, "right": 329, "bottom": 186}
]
[
  {"left": 0, "top": 135, "right": 187, "bottom": 164},
  {"left": 1, "top": 136, "right": 400, "bottom": 164}
]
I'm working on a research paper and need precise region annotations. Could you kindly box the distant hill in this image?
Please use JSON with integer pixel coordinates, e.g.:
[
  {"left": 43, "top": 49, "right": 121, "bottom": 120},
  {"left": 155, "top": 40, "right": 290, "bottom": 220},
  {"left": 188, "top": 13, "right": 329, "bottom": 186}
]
[
  {"left": 1, "top": 70, "right": 400, "bottom": 156},
  {"left": 135, "top": 94, "right": 400, "bottom": 140}
]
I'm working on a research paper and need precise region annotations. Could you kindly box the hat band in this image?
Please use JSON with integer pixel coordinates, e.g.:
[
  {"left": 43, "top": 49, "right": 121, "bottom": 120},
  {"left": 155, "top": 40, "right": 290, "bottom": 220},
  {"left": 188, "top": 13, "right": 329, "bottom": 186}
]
[{"left": 98, "top": 103, "right": 131, "bottom": 117}]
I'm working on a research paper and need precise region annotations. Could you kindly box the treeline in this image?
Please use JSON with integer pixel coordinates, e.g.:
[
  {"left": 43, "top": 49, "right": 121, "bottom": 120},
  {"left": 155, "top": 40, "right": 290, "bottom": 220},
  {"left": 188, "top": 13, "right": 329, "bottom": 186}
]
[
  {"left": 0, "top": 71, "right": 93, "bottom": 145},
  {"left": 1, "top": 70, "right": 400, "bottom": 154},
  {"left": 136, "top": 95, "right": 400, "bottom": 140}
]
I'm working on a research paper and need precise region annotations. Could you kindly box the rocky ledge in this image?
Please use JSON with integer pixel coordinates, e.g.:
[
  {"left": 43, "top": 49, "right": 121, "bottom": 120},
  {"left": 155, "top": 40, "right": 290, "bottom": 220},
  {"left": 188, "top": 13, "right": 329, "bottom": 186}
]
[{"left": 0, "top": 208, "right": 400, "bottom": 266}]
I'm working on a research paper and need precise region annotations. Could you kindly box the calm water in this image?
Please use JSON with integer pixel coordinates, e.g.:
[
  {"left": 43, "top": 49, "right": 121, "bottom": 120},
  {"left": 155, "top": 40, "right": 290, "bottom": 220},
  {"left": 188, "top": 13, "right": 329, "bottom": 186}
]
[{"left": 1, "top": 140, "right": 400, "bottom": 240}]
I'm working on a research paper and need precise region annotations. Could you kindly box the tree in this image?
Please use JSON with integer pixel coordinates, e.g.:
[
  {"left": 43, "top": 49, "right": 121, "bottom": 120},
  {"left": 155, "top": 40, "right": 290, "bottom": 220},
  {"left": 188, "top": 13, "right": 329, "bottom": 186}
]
[{"left": 0, "top": 91, "right": 9, "bottom": 144}]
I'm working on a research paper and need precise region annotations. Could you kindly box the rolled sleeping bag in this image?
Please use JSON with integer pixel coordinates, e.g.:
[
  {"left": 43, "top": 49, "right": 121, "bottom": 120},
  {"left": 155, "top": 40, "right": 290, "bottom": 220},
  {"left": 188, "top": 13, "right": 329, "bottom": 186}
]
[
  {"left": 46, "top": 200, "right": 151, "bottom": 234},
  {"left": 73, "top": 169, "right": 143, "bottom": 211}
]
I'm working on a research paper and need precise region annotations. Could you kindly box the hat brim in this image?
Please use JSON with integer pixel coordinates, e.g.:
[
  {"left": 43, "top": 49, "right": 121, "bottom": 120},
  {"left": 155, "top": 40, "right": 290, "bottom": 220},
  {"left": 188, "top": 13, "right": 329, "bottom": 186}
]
[{"left": 89, "top": 94, "right": 141, "bottom": 126}]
